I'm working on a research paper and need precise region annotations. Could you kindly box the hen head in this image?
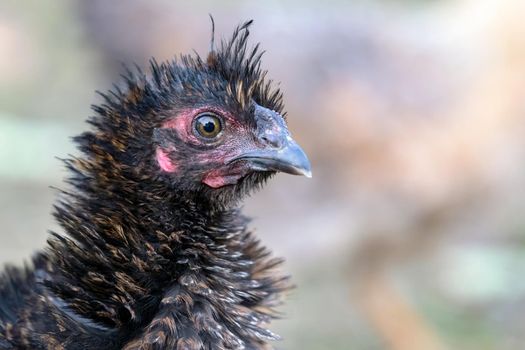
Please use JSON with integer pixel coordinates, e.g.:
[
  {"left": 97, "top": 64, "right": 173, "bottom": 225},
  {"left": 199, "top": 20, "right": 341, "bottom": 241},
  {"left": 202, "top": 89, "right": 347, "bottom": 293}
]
[{"left": 82, "top": 20, "right": 311, "bottom": 208}]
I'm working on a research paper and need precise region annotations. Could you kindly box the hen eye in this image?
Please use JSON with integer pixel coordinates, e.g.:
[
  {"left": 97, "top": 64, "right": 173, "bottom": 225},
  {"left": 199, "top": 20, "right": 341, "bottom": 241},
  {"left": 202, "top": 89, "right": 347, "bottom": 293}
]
[{"left": 194, "top": 113, "right": 222, "bottom": 139}]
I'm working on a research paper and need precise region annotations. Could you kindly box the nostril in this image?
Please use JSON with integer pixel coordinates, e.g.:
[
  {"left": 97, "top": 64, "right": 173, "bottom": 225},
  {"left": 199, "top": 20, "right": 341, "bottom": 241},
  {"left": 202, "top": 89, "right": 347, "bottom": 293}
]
[{"left": 261, "top": 133, "right": 282, "bottom": 148}]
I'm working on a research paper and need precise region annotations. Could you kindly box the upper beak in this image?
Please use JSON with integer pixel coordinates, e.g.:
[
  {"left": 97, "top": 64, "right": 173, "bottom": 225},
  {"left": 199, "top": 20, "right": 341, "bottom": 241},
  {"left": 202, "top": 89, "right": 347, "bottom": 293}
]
[{"left": 232, "top": 137, "right": 312, "bottom": 178}]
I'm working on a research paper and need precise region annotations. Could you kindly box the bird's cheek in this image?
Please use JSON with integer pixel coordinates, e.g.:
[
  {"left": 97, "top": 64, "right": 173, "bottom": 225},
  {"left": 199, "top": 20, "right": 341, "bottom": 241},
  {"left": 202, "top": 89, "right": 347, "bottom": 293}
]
[{"left": 156, "top": 148, "right": 178, "bottom": 173}]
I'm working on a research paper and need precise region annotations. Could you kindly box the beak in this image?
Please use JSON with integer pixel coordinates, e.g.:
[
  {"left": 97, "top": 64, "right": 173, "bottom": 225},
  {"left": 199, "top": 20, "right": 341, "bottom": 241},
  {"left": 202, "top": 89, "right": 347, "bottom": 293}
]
[{"left": 232, "top": 137, "right": 312, "bottom": 178}]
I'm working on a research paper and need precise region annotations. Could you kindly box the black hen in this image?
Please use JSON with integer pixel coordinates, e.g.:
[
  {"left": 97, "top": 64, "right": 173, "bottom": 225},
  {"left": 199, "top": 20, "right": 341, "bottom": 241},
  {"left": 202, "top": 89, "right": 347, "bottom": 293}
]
[{"left": 0, "top": 20, "right": 311, "bottom": 349}]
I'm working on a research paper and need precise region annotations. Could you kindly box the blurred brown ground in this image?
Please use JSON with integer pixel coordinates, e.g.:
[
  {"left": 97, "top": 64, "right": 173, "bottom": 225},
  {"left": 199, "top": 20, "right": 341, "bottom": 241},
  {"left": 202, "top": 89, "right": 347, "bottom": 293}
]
[{"left": 1, "top": 0, "right": 525, "bottom": 349}]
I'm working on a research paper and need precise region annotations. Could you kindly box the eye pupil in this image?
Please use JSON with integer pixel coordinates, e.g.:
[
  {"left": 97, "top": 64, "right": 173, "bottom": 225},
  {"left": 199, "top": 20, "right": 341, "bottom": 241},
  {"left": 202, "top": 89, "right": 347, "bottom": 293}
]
[
  {"left": 195, "top": 113, "right": 222, "bottom": 139},
  {"left": 203, "top": 121, "right": 215, "bottom": 133}
]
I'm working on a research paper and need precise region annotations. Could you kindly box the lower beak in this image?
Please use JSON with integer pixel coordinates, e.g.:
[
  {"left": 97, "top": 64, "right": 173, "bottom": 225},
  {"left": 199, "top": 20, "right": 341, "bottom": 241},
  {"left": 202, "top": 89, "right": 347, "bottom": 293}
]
[{"left": 229, "top": 138, "right": 312, "bottom": 178}]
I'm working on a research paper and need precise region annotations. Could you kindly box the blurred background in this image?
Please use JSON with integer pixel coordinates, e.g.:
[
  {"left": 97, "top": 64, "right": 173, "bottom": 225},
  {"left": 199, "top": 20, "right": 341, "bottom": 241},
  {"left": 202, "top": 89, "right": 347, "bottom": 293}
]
[{"left": 1, "top": 0, "right": 525, "bottom": 349}]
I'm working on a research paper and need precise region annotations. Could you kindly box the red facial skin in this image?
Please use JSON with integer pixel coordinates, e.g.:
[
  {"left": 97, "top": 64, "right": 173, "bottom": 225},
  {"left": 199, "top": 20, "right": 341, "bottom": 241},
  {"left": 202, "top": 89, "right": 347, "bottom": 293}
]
[
  {"left": 201, "top": 162, "right": 251, "bottom": 188},
  {"left": 155, "top": 149, "right": 177, "bottom": 173},
  {"left": 156, "top": 107, "right": 258, "bottom": 188}
]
